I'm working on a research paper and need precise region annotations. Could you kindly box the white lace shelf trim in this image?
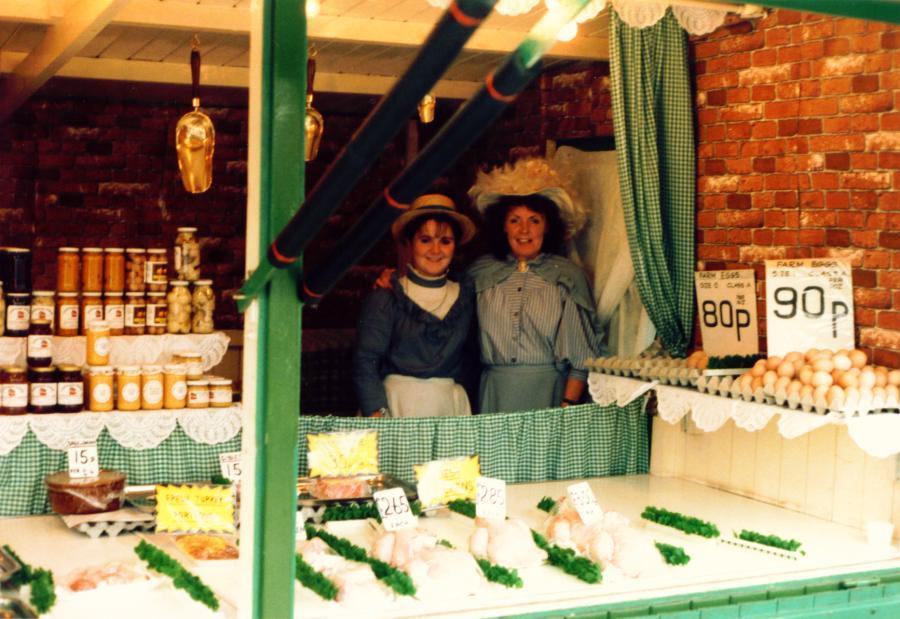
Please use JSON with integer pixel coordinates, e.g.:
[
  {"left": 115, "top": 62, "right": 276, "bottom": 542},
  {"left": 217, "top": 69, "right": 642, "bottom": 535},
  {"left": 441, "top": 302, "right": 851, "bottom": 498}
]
[
  {"left": 588, "top": 372, "right": 657, "bottom": 407},
  {"left": 0, "top": 405, "right": 243, "bottom": 454},
  {"left": 612, "top": 1, "right": 728, "bottom": 35},
  {"left": 0, "top": 332, "right": 230, "bottom": 371}
]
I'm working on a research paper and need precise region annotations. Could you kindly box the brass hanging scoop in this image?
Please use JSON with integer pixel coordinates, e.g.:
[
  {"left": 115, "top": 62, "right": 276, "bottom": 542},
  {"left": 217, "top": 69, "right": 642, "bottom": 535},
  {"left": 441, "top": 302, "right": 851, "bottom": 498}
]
[
  {"left": 305, "top": 46, "right": 324, "bottom": 161},
  {"left": 175, "top": 36, "right": 215, "bottom": 193}
]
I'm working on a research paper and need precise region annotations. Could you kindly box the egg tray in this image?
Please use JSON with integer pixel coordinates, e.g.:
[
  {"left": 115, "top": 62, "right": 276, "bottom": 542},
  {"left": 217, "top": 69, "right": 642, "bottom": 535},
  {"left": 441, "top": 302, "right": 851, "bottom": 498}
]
[{"left": 588, "top": 357, "right": 701, "bottom": 386}]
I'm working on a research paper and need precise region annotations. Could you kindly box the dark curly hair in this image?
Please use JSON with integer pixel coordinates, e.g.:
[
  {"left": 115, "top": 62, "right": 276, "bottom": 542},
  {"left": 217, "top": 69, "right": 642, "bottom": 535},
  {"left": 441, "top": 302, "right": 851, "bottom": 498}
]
[{"left": 482, "top": 194, "right": 566, "bottom": 260}]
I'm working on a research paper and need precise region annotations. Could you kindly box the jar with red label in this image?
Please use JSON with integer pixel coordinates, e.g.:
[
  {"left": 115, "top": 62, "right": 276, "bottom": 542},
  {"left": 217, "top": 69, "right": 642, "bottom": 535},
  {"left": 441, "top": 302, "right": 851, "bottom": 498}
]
[
  {"left": 28, "top": 366, "right": 57, "bottom": 414},
  {"left": 124, "top": 293, "right": 146, "bottom": 336},
  {"left": 0, "top": 366, "right": 28, "bottom": 415},
  {"left": 104, "top": 293, "right": 125, "bottom": 336},
  {"left": 81, "top": 292, "right": 104, "bottom": 335},
  {"left": 126, "top": 248, "right": 146, "bottom": 293},
  {"left": 146, "top": 292, "right": 167, "bottom": 335},
  {"left": 30, "top": 291, "right": 55, "bottom": 330},
  {"left": 56, "top": 292, "right": 80, "bottom": 336},
  {"left": 145, "top": 249, "right": 168, "bottom": 292},
  {"left": 6, "top": 293, "right": 30, "bottom": 337},
  {"left": 56, "top": 365, "right": 84, "bottom": 413},
  {"left": 26, "top": 320, "right": 53, "bottom": 368}
]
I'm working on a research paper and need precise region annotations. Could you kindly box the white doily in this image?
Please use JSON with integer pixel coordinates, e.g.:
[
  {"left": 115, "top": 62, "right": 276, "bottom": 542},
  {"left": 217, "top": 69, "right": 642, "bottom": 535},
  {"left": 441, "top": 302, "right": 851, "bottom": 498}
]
[
  {"left": 588, "top": 373, "right": 656, "bottom": 407},
  {"left": 29, "top": 413, "right": 106, "bottom": 450},
  {"left": 776, "top": 410, "right": 839, "bottom": 440},
  {"left": 0, "top": 332, "right": 229, "bottom": 371},
  {"left": 731, "top": 400, "right": 777, "bottom": 433},
  {"left": 672, "top": 5, "right": 727, "bottom": 35},
  {"left": 104, "top": 410, "right": 181, "bottom": 450},
  {"left": 684, "top": 390, "right": 735, "bottom": 432},
  {"left": 613, "top": 0, "right": 667, "bottom": 29},
  {"left": 0, "top": 416, "right": 30, "bottom": 455},
  {"left": 654, "top": 384, "right": 696, "bottom": 424},
  {"left": 177, "top": 408, "right": 242, "bottom": 445},
  {"left": 845, "top": 415, "right": 900, "bottom": 459}
]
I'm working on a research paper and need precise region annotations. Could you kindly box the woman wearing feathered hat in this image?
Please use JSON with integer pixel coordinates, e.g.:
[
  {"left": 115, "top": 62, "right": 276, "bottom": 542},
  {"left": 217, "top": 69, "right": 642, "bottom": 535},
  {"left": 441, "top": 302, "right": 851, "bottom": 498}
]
[
  {"left": 353, "top": 193, "right": 478, "bottom": 418},
  {"left": 467, "top": 158, "right": 600, "bottom": 414}
]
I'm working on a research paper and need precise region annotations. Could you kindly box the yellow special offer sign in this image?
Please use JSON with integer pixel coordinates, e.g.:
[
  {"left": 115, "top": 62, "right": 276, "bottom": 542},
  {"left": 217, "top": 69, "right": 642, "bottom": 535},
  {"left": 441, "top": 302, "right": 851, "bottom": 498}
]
[
  {"left": 307, "top": 430, "right": 379, "bottom": 477},
  {"left": 155, "top": 485, "right": 235, "bottom": 533},
  {"left": 414, "top": 455, "right": 480, "bottom": 509}
]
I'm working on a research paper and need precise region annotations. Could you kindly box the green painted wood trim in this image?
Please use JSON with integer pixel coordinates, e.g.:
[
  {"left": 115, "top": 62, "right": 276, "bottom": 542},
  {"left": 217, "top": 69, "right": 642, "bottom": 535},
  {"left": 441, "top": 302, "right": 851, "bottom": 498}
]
[
  {"left": 252, "top": 1, "right": 305, "bottom": 617},
  {"left": 713, "top": 0, "right": 900, "bottom": 24}
]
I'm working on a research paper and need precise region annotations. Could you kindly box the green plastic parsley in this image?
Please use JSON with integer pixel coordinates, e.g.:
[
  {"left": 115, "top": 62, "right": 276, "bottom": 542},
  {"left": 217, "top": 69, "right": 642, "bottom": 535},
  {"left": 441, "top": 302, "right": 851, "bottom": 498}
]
[
  {"left": 537, "top": 496, "right": 557, "bottom": 513},
  {"left": 655, "top": 542, "right": 691, "bottom": 566},
  {"left": 476, "top": 558, "right": 524, "bottom": 588},
  {"left": 736, "top": 529, "right": 803, "bottom": 553},
  {"left": 447, "top": 499, "right": 476, "bottom": 518},
  {"left": 531, "top": 530, "right": 602, "bottom": 584},
  {"left": 134, "top": 540, "right": 220, "bottom": 611},
  {"left": 641, "top": 506, "right": 720, "bottom": 538},
  {"left": 295, "top": 553, "right": 339, "bottom": 600}
]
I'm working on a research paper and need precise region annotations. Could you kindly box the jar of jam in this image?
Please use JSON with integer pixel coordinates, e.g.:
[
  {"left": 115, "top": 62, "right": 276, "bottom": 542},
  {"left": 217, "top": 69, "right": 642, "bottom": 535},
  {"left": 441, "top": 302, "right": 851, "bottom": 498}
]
[
  {"left": 81, "top": 292, "right": 104, "bottom": 334},
  {"left": 124, "top": 293, "right": 146, "bottom": 336},
  {"left": 145, "top": 249, "right": 168, "bottom": 292},
  {"left": 6, "top": 293, "right": 30, "bottom": 337},
  {"left": 104, "top": 293, "right": 125, "bottom": 336},
  {"left": 26, "top": 320, "right": 53, "bottom": 368},
  {"left": 56, "top": 365, "right": 84, "bottom": 413},
  {"left": 29, "top": 366, "right": 57, "bottom": 414},
  {"left": 174, "top": 227, "right": 201, "bottom": 281},
  {"left": 173, "top": 352, "right": 204, "bottom": 380},
  {"left": 0, "top": 282, "right": 6, "bottom": 337},
  {"left": 163, "top": 363, "right": 187, "bottom": 409},
  {"left": 0, "top": 366, "right": 28, "bottom": 415},
  {"left": 146, "top": 292, "right": 167, "bottom": 335},
  {"left": 0, "top": 248, "right": 32, "bottom": 293},
  {"left": 191, "top": 280, "right": 215, "bottom": 334},
  {"left": 208, "top": 378, "right": 233, "bottom": 408},
  {"left": 141, "top": 365, "right": 164, "bottom": 410},
  {"left": 87, "top": 366, "right": 114, "bottom": 412},
  {"left": 126, "top": 248, "right": 146, "bottom": 293},
  {"left": 116, "top": 366, "right": 142, "bottom": 411},
  {"left": 30, "top": 291, "right": 55, "bottom": 329},
  {"left": 57, "top": 247, "right": 80, "bottom": 292},
  {"left": 86, "top": 320, "right": 111, "bottom": 366},
  {"left": 56, "top": 292, "right": 80, "bottom": 336},
  {"left": 187, "top": 379, "right": 210, "bottom": 408},
  {"left": 103, "top": 248, "right": 125, "bottom": 293},
  {"left": 82, "top": 247, "right": 104, "bottom": 293}
]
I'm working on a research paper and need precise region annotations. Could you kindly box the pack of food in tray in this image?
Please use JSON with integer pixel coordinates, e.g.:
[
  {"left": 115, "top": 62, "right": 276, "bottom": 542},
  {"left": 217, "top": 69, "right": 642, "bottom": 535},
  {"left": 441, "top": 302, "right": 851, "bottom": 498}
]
[
  {"left": 586, "top": 356, "right": 641, "bottom": 377},
  {"left": 297, "top": 473, "right": 417, "bottom": 507},
  {"left": 641, "top": 358, "right": 702, "bottom": 386}
]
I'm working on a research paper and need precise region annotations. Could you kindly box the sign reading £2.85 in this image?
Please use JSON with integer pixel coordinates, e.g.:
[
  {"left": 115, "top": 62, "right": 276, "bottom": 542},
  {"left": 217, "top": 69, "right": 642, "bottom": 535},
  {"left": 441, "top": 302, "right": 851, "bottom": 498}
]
[{"left": 694, "top": 269, "right": 759, "bottom": 357}]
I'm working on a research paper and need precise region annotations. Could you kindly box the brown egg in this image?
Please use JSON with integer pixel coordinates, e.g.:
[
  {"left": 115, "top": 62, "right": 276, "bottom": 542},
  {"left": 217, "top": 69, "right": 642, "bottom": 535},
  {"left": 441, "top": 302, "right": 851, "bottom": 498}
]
[
  {"left": 832, "top": 353, "right": 852, "bottom": 372},
  {"left": 859, "top": 368, "right": 877, "bottom": 390},
  {"left": 844, "top": 385, "right": 860, "bottom": 406},
  {"left": 849, "top": 349, "right": 868, "bottom": 369},
  {"left": 777, "top": 361, "right": 796, "bottom": 379},
  {"left": 751, "top": 359, "right": 768, "bottom": 377},
  {"left": 813, "top": 384, "right": 830, "bottom": 402},
  {"left": 698, "top": 356, "right": 709, "bottom": 370},
  {"left": 787, "top": 380, "right": 803, "bottom": 395},
  {"left": 784, "top": 351, "right": 803, "bottom": 364},
  {"left": 798, "top": 365, "right": 815, "bottom": 385},
  {"left": 872, "top": 386, "right": 887, "bottom": 404},
  {"left": 812, "top": 358, "right": 834, "bottom": 373},
  {"left": 812, "top": 349, "right": 834, "bottom": 361},
  {"left": 738, "top": 373, "right": 754, "bottom": 390},
  {"left": 805, "top": 348, "right": 820, "bottom": 361},
  {"left": 838, "top": 371, "right": 859, "bottom": 389},
  {"left": 831, "top": 369, "right": 844, "bottom": 384},
  {"left": 763, "top": 370, "right": 778, "bottom": 387},
  {"left": 826, "top": 385, "right": 845, "bottom": 407},
  {"left": 888, "top": 370, "right": 900, "bottom": 386},
  {"left": 874, "top": 367, "right": 888, "bottom": 388},
  {"left": 766, "top": 356, "right": 783, "bottom": 371},
  {"left": 812, "top": 370, "right": 833, "bottom": 388},
  {"left": 886, "top": 384, "right": 900, "bottom": 404},
  {"left": 775, "top": 376, "right": 792, "bottom": 394},
  {"left": 751, "top": 376, "right": 764, "bottom": 392},
  {"left": 835, "top": 348, "right": 850, "bottom": 358}
]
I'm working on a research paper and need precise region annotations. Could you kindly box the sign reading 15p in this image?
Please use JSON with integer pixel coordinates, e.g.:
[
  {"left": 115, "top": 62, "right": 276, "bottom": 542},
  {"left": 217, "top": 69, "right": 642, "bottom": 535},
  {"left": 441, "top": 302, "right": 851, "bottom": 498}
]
[{"left": 764, "top": 259, "right": 854, "bottom": 357}]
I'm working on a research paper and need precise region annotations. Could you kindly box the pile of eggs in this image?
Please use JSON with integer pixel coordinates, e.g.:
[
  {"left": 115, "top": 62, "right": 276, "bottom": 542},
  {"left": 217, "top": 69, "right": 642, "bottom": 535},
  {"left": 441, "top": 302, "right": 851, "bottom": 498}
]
[
  {"left": 685, "top": 350, "right": 709, "bottom": 370},
  {"left": 737, "top": 348, "right": 900, "bottom": 413}
]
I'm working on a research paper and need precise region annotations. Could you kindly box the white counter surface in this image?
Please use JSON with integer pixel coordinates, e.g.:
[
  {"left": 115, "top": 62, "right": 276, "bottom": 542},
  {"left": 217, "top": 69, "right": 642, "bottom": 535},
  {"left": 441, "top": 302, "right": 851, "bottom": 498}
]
[{"left": 2, "top": 475, "right": 898, "bottom": 618}]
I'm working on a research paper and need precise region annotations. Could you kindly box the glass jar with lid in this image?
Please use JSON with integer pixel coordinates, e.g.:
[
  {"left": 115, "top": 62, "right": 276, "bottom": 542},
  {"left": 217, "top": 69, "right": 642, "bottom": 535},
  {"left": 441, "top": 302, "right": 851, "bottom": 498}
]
[
  {"left": 86, "top": 320, "right": 111, "bottom": 366},
  {"left": 186, "top": 379, "right": 210, "bottom": 409},
  {"left": 87, "top": 366, "right": 114, "bottom": 412},
  {"left": 174, "top": 227, "right": 201, "bottom": 281},
  {"left": 126, "top": 248, "right": 146, "bottom": 293},
  {"left": 57, "top": 247, "right": 80, "bottom": 292},
  {"left": 6, "top": 293, "right": 30, "bottom": 337},
  {"left": 30, "top": 291, "right": 55, "bottom": 329},
  {"left": 2, "top": 248, "right": 32, "bottom": 293},
  {"left": 163, "top": 364, "right": 187, "bottom": 409},
  {"left": 124, "top": 293, "right": 146, "bottom": 336},
  {"left": 81, "top": 248, "right": 104, "bottom": 293},
  {"left": 56, "top": 292, "right": 80, "bottom": 336},
  {"left": 191, "top": 280, "right": 214, "bottom": 334},
  {"left": 81, "top": 292, "right": 104, "bottom": 335},
  {"left": 145, "top": 249, "right": 168, "bottom": 292},
  {"left": 104, "top": 293, "right": 125, "bottom": 336},
  {"left": 173, "top": 352, "right": 204, "bottom": 380},
  {"left": 27, "top": 320, "right": 53, "bottom": 368},
  {"left": 103, "top": 248, "right": 125, "bottom": 293},
  {"left": 141, "top": 365, "right": 164, "bottom": 410},
  {"left": 0, "top": 282, "right": 5, "bottom": 336},
  {"left": 116, "top": 366, "right": 142, "bottom": 411},
  {"left": 0, "top": 366, "right": 28, "bottom": 415},
  {"left": 146, "top": 292, "right": 167, "bottom": 335},
  {"left": 28, "top": 366, "right": 57, "bottom": 414},
  {"left": 208, "top": 377, "right": 232, "bottom": 408},
  {"left": 56, "top": 365, "right": 84, "bottom": 413},
  {"left": 167, "top": 281, "right": 192, "bottom": 334}
]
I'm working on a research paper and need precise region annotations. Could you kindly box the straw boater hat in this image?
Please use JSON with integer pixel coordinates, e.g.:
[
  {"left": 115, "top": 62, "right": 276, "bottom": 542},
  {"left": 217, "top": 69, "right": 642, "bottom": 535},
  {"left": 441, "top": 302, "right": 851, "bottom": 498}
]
[
  {"left": 391, "top": 194, "right": 476, "bottom": 244},
  {"left": 468, "top": 158, "right": 588, "bottom": 240}
]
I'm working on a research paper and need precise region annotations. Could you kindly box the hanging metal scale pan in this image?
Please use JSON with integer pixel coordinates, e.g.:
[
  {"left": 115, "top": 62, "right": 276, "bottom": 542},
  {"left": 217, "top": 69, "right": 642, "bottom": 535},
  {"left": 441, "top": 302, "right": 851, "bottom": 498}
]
[{"left": 175, "top": 39, "right": 215, "bottom": 193}]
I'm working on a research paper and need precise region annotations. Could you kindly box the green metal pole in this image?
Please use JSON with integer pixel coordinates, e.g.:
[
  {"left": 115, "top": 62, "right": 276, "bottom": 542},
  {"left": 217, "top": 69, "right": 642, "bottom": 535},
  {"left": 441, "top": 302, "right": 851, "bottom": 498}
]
[{"left": 252, "top": 1, "right": 305, "bottom": 617}]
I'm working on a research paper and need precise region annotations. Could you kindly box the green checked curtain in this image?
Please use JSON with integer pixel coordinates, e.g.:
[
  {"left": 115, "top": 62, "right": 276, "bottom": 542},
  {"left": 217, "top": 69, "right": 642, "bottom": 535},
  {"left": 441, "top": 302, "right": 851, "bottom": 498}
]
[
  {"left": 298, "top": 401, "right": 649, "bottom": 483},
  {"left": 610, "top": 8, "right": 695, "bottom": 357}
]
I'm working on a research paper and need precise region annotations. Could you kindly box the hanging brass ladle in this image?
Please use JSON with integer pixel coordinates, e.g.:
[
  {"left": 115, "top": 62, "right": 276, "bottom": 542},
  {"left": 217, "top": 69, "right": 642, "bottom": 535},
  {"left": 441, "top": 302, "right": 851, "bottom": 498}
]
[{"left": 175, "top": 36, "right": 215, "bottom": 193}]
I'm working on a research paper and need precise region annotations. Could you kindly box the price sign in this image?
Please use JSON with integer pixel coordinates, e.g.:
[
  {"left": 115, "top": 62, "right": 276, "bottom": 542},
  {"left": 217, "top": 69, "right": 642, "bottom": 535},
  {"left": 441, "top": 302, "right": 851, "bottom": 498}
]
[
  {"left": 67, "top": 441, "right": 99, "bottom": 479},
  {"left": 765, "top": 259, "right": 854, "bottom": 357},
  {"left": 414, "top": 455, "right": 480, "bottom": 509},
  {"left": 307, "top": 430, "right": 379, "bottom": 477},
  {"left": 373, "top": 487, "right": 417, "bottom": 531},
  {"left": 219, "top": 452, "right": 242, "bottom": 482},
  {"left": 566, "top": 482, "right": 602, "bottom": 525},
  {"left": 694, "top": 270, "right": 759, "bottom": 357},
  {"left": 156, "top": 484, "right": 235, "bottom": 533},
  {"left": 475, "top": 476, "right": 506, "bottom": 521}
]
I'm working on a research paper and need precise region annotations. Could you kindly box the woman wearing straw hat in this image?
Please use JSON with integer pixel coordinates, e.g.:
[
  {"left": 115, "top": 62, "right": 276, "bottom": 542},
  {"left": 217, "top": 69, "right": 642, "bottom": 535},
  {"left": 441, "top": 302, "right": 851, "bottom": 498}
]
[
  {"left": 467, "top": 158, "right": 600, "bottom": 414},
  {"left": 353, "top": 194, "right": 478, "bottom": 418}
]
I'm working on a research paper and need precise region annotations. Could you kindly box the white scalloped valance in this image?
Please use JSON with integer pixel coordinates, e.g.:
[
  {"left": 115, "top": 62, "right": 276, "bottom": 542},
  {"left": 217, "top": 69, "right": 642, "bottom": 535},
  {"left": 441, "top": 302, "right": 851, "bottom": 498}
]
[
  {"left": 0, "top": 406, "right": 242, "bottom": 454},
  {"left": 0, "top": 332, "right": 229, "bottom": 371},
  {"left": 611, "top": 2, "right": 728, "bottom": 35},
  {"left": 588, "top": 372, "right": 656, "bottom": 407}
]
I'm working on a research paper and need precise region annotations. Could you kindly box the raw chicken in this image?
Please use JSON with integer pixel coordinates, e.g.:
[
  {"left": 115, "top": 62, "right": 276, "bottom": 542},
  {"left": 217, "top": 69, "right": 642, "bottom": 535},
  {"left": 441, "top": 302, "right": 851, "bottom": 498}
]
[
  {"left": 65, "top": 562, "right": 150, "bottom": 592},
  {"left": 469, "top": 517, "right": 547, "bottom": 569},
  {"left": 297, "top": 537, "right": 389, "bottom": 604}
]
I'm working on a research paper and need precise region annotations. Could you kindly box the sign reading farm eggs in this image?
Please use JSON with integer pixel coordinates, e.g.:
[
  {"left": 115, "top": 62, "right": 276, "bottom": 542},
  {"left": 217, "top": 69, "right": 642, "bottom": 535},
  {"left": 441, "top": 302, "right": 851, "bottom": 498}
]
[
  {"left": 694, "top": 269, "right": 759, "bottom": 357},
  {"left": 765, "top": 259, "right": 855, "bottom": 358}
]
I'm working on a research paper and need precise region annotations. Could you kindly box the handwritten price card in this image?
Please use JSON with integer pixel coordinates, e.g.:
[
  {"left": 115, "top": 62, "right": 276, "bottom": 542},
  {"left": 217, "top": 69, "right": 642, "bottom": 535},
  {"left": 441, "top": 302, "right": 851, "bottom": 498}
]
[
  {"left": 414, "top": 455, "right": 480, "bottom": 509},
  {"left": 156, "top": 485, "right": 235, "bottom": 533},
  {"left": 475, "top": 476, "right": 506, "bottom": 521},
  {"left": 765, "top": 259, "right": 854, "bottom": 357},
  {"left": 307, "top": 430, "right": 379, "bottom": 477},
  {"left": 374, "top": 487, "right": 417, "bottom": 531},
  {"left": 67, "top": 441, "right": 99, "bottom": 479},
  {"left": 219, "top": 452, "right": 242, "bottom": 482},
  {"left": 694, "top": 270, "right": 759, "bottom": 357},
  {"left": 567, "top": 482, "right": 602, "bottom": 525}
]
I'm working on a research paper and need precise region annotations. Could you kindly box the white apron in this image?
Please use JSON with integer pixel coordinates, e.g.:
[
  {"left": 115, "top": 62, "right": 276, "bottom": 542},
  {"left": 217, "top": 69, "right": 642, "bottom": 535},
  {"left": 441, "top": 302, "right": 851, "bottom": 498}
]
[{"left": 383, "top": 374, "right": 472, "bottom": 418}]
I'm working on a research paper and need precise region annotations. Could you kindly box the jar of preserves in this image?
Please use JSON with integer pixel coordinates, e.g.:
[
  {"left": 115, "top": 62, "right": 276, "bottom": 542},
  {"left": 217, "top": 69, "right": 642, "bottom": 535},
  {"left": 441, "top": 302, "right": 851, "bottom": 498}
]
[
  {"left": 167, "top": 281, "right": 191, "bottom": 334},
  {"left": 29, "top": 366, "right": 57, "bottom": 414},
  {"left": 186, "top": 379, "right": 210, "bottom": 409},
  {"left": 30, "top": 291, "right": 55, "bottom": 329},
  {"left": 124, "top": 293, "right": 146, "bottom": 336},
  {"left": 0, "top": 248, "right": 32, "bottom": 293},
  {"left": 27, "top": 320, "right": 53, "bottom": 368},
  {"left": 141, "top": 365, "right": 164, "bottom": 410},
  {"left": 0, "top": 282, "right": 5, "bottom": 336},
  {"left": 146, "top": 292, "right": 167, "bottom": 335},
  {"left": 208, "top": 378, "right": 233, "bottom": 408},
  {"left": 81, "top": 292, "right": 104, "bottom": 334},
  {"left": 87, "top": 366, "right": 114, "bottom": 412},
  {"left": 103, "top": 248, "right": 125, "bottom": 293},
  {"left": 57, "top": 247, "right": 80, "bottom": 292},
  {"left": 174, "top": 227, "right": 201, "bottom": 281},
  {"left": 86, "top": 320, "right": 111, "bottom": 366},
  {"left": 56, "top": 292, "right": 80, "bottom": 336},
  {"left": 6, "top": 293, "right": 30, "bottom": 337},
  {"left": 104, "top": 293, "right": 125, "bottom": 336},
  {"left": 82, "top": 247, "right": 104, "bottom": 293},
  {"left": 191, "top": 280, "right": 215, "bottom": 334},
  {"left": 126, "top": 248, "right": 146, "bottom": 293},
  {"left": 163, "top": 364, "right": 187, "bottom": 409},
  {"left": 56, "top": 365, "right": 84, "bottom": 413},
  {"left": 173, "top": 352, "right": 204, "bottom": 379},
  {"left": 145, "top": 249, "right": 168, "bottom": 292},
  {"left": 116, "top": 366, "right": 142, "bottom": 411},
  {"left": 0, "top": 366, "right": 28, "bottom": 415}
]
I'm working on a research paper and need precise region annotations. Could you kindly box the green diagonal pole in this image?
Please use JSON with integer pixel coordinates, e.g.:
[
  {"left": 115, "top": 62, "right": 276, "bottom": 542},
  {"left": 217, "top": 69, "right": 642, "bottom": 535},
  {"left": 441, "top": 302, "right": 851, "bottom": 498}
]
[{"left": 251, "top": 1, "right": 304, "bottom": 617}]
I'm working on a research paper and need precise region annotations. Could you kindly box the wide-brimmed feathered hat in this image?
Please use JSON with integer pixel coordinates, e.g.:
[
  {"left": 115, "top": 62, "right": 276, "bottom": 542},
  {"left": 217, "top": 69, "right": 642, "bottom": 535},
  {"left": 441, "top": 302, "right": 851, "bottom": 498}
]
[
  {"left": 391, "top": 193, "right": 476, "bottom": 244},
  {"left": 468, "top": 158, "right": 588, "bottom": 240}
]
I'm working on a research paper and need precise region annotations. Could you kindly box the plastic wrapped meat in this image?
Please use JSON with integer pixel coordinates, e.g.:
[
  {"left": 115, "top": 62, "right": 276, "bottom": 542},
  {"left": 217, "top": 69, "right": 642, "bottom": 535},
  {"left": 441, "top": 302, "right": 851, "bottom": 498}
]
[
  {"left": 309, "top": 477, "right": 370, "bottom": 500},
  {"left": 469, "top": 518, "right": 547, "bottom": 569},
  {"left": 296, "top": 537, "right": 389, "bottom": 604},
  {"left": 65, "top": 562, "right": 150, "bottom": 592}
]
